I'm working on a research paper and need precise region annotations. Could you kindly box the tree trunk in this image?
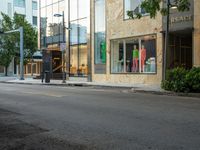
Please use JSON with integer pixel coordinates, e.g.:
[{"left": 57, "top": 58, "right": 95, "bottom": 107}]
[{"left": 5, "top": 67, "right": 8, "bottom": 76}]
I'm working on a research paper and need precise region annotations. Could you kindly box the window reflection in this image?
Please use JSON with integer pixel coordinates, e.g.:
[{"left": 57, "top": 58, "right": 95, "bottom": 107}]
[
  {"left": 111, "top": 35, "right": 156, "bottom": 74},
  {"left": 95, "top": 0, "right": 106, "bottom": 64},
  {"left": 39, "top": 0, "right": 90, "bottom": 77}
]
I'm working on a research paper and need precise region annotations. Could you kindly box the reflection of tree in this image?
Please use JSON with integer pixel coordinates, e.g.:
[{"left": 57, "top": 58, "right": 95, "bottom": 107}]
[{"left": 48, "top": 23, "right": 63, "bottom": 36}]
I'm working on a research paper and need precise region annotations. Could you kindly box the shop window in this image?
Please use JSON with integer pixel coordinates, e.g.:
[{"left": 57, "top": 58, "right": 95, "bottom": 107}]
[
  {"left": 27, "top": 64, "right": 31, "bottom": 74},
  {"left": 0, "top": 66, "right": 4, "bottom": 73},
  {"left": 95, "top": 0, "right": 106, "bottom": 64},
  {"left": 111, "top": 35, "right": 156, "bottom": 74},
  {"left": 124, "top": 0, "right": 146, "bottom": 19},
  {"left": 32, "top": 64, "right": 37, "bottom": 74}
]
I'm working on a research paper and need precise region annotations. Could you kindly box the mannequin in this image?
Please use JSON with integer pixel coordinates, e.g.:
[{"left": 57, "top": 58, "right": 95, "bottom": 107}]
[
  {"left": 132, "top": 45, "right": 139, "bottom": 72},
  {"left": 140, "top": 45, "right": 146, "bottom": 72}
]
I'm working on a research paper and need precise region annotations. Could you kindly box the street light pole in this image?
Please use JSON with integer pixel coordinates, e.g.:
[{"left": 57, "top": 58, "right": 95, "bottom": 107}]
[
  {"left": 0, "top": 27, "right": 24, "bottom": 80},
  {"left": 163, "top": 0, "right": 170, "bottom": 81},
  {"left": 62, "top": 11, "right": 66, "bottom": 83},
  {"left": 54, "top": 11, "right": 66, "bottom": 83},
  {"left": 19, "top": 27, "right": 24, "bottom": 80},
  {"left": 54, "top": 10, "right": 71, "bottom": 83}
]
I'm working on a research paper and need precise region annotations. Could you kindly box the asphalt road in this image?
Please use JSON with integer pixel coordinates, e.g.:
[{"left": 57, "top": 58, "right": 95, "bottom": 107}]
[{"left": 0, "top": 83, "right": 200, "bottom": 150}]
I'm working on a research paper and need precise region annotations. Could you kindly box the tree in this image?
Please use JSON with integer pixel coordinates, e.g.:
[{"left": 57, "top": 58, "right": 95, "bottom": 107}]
[
  {"left": 127, "top": 0, "right": 190, "bottom": 19},
  {"left": 0, "top": 12, "right": 38, "bottom": 76},
  {"left": 0, "top": 13, "right": 16, "bottom": 76}
]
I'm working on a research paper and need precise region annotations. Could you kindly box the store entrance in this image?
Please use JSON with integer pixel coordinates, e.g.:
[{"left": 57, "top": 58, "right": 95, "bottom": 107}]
[{"left": 167, "top": 32, "right": 192, "bottom": 69}]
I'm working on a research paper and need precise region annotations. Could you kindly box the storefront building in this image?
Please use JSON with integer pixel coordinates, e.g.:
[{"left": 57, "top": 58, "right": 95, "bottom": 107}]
[
  {"left": 90, "top": 0, "right": 200, "bottom": 85},
  {"left": 38, "top": 0, "right": 200, "bottom": 85},
  {"left": 91, "top": 0, "right": 163, "bottom": 85},
  {"left": 164, "top": 0, "right": 198, "bottom": 70},
  {"left": 39, "top": 0, "right": 90, "bottom": 79}
]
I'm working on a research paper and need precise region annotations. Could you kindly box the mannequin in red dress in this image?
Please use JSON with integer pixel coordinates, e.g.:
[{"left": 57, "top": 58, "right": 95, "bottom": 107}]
[{"left": 140, "top": 45, "right": 146, "bottom": 72}]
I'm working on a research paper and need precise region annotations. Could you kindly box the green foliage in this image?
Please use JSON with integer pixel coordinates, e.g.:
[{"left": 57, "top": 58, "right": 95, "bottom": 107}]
[
  {"left": 127, "top": 0, "right": 190, "bottom": 19},
  {"left": 185, "top": 67, "right": 200, "bottom": 93},
  {"left": 0, "top": 12, "right": 38, "bottom": 75},
  {"left": 162, "top": 67, "right": 200, "bottom": 93}
]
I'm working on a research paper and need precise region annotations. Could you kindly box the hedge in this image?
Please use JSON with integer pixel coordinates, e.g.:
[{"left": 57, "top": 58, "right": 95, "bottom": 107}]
[{"left": 161, "top": 67, "right": 200, "bottom": 93}]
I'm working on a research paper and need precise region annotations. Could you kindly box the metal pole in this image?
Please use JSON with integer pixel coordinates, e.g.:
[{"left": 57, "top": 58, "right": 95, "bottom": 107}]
[
  {"left": 163, "top": 0, "right": 170, "bottom": 81},
  {"left": 68, "top": 0, "right": 70, "bottom": 80},
  {"left": 19, "top": 27, "right": 24, "bottom": 80},
  {"left": 62, "top": 11, "right": 66, "bottom": 83}
]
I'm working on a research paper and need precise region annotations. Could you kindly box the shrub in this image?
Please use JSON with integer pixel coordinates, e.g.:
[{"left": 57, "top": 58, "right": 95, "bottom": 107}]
[
  {"left": 185, "top": 67, "right": 200, "bottom": 93},
  {"left": 162, "top": 67, "right": 188, "bottom": 92}
]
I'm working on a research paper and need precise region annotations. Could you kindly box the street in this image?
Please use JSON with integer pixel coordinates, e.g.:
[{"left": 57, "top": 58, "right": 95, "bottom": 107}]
[{"left": 0, "top": 83, "right": 200, "bottom": 150}]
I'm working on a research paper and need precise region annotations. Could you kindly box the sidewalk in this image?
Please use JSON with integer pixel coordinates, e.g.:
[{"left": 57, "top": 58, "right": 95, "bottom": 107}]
[{"left": 0, "top": 77, "right": 200, "bottom": 98}]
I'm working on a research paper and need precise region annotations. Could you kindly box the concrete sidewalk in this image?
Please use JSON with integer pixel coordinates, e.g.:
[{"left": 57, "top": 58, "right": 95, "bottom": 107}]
[{"left": 0, "top": 76, "right": 200, "bottom": 98}]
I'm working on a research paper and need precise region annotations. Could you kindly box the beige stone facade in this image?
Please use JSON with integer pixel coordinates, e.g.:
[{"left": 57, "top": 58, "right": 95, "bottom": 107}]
[
  {"left": 91, "top": 0, "right": 163, "bottom": 85},
  {"left": 193, "top": 0, "right": 200, "bottom": 67},
  {"left": 91, "top": 0, "right": 199, "bottom": 86}
]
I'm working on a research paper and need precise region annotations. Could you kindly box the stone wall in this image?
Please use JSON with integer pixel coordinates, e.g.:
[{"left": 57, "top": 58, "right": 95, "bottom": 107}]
[
  {"left": 91, "top": 0, "right": 163, "bottom": 85},
  {"left": 193, "top": 0, "right": 200, "bottom": 67}
]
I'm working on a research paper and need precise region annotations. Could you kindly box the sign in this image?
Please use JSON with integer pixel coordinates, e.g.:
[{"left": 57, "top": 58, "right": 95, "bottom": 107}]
[
  {"left": 171, "top": 15, "right": 193, "bottom": 24},
  {"left": 60, "top": 43, "right": 66, "bottom": 51}
]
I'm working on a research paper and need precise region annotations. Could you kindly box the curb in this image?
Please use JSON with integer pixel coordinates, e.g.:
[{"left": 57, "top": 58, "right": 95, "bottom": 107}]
[{"left": 0, "top": 81, "right": 200, "bottom": 98}]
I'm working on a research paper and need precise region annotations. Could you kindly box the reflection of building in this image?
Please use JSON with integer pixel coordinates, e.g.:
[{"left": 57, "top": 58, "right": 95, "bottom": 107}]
[
  {"left": 0, "top": 0, "right": 38, "bottom": 77},
  {"left": 38, "top": 0, "right": 200, "bottom": 85},
  {"left": 39, "top": 0, "right": 90, "bottom": 79}
]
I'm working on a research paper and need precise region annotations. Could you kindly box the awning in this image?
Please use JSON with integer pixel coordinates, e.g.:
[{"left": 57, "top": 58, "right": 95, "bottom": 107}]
[{"left": 33, "top": 51, "right": 42, "bottom": 60}]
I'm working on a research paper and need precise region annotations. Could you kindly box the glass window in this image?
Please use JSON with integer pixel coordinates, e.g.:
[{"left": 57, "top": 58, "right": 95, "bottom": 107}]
[
  {"left": 32, "top": 64, "right": 37, "bottom": 73},
  {"left": 79, "top": 0, "right": 90, "bottom": 19},
  {"left": 14, "top": 0, "right": 25, "bottom": 7},
  {"left": 32, "top": 1, "right": 37, "bottom": 10},
  {"left": 70, "top": 0, "right": 78, "bottom": 21},
  {"left": 124, "top": 0, "right": 146, "bottom": 19},
  {"left": 40, "top": 7, "right": 47, "bottom": 48},
  {"left": 7, "top": 3, "right": 12, "bottom": 17},
  {"left": 46, "top": 0, "right": 52, "bottom": 6},
  {"left": 111, "top": 35, "right": 156, "bottom": 74},
  {"left": 33, "top": 16, "right": 37, "bottom": 25},
  {"left": 40, "top": 0, "right": 46, "bottom": 8},
  {"left": 95, "top": 0, "right": 106, "bottom": 64},
  {"left": 111, "top": 40, "right": 125, "bottom": 73},
  {"left": 0, "top": 66, "right": 4, "bottom": 73}
]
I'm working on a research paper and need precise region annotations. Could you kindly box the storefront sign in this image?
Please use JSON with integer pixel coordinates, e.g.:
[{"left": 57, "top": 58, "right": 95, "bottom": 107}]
[{"left": 171, "top": 15, "right": 193, "bottom": 24}]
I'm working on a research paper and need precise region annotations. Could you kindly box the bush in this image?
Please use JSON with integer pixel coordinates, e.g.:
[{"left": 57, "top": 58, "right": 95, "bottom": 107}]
[
  {"left": 162, "top": 67, "right": 200, "bottom": 93},
  {"left": 185, "top": 67, "right": 200, "bottom": 93}
]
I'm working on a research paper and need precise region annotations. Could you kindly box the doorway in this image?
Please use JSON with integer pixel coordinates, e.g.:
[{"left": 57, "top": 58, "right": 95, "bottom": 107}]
[{"left": 167, "top": 32, "right": 192, "bottom": 69}]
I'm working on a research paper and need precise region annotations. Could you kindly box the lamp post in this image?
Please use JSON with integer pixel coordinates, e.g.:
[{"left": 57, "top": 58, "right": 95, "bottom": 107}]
[
  {"left": 163, "top": 0, "right": 177, "bottom": 80},
  {"left": 54, "top": 11, "right": 68, "bottom": 83}
]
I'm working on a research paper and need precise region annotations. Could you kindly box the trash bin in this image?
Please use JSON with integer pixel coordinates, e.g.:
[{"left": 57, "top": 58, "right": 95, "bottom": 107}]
[{"left": 44, "top": 71, "right": 50, "bottom": 83}]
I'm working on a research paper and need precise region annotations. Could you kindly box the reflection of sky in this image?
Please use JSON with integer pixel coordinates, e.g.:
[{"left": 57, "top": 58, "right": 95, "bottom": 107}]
[
  {"left": 95, "top": 0, "right": 105, "bottom": 32},
  {"left": 40, "top": 0, "right": 90, "bottom": 41}
]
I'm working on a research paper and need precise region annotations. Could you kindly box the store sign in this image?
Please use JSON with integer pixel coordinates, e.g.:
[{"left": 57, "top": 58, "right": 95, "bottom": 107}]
[{"left": 171, "top": 15, "right": 193, "bottom": 24}]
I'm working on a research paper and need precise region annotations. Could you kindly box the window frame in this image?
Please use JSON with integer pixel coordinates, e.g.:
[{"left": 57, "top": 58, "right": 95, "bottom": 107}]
[
  {"left": 94, "top": 0, "right": 106, "bottom": 65},
  {"left": 110, "top": 34, "right": 157, "bottom": 75},
  {"left": 32, "top": 1, "right": 38, "bottom": 10},
  {"left": 32, "top": 16, "right": 37, "bottom": 26},
  {"left": 14, "top": 0, "right": 25, "bottom": 8},
  {"left": 123, "top": 0, "right": 149, "bottom": 20}
]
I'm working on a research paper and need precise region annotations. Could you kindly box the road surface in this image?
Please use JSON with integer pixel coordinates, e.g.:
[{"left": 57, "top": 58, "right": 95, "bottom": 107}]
[{"left": 0, "top": 83, "right": 200, "bottom": 150}]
